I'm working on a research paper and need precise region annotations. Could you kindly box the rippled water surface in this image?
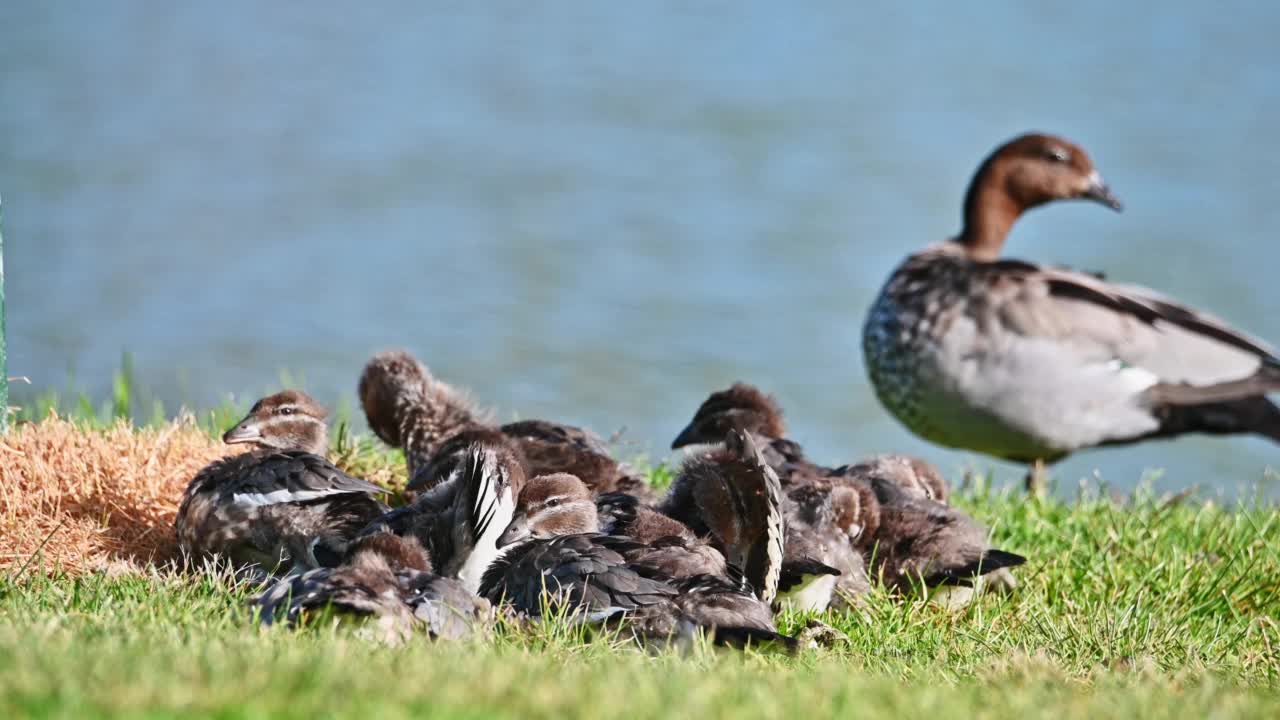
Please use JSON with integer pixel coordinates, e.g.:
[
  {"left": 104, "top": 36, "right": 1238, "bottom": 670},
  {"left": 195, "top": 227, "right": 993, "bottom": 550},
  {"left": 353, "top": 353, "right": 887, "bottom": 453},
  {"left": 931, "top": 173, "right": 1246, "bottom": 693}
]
[{"left": 3, "top": 2, "right": 1278, "bottom": 495}]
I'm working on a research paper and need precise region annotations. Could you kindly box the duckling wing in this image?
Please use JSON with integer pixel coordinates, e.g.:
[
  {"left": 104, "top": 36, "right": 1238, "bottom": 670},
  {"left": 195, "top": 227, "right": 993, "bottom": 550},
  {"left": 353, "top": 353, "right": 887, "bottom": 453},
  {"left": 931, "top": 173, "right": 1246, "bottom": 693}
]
[
  {"left": 501, "top": 419, "right": 612, "bottom": 455},
  {"left": 480, "top": 535, "right": 677, "bottom": 618},
  {"left": 227, "top": 452, "right": 387, "bottom": 508},
  {"left": 450, "top": 445, "right": 518, "bottom": 593},
  {"left": 254, "top": 564, "right": 402, "bottom": 627},
  {"left": 869, "top": 477, "right": 1019, "bottom": 588}
]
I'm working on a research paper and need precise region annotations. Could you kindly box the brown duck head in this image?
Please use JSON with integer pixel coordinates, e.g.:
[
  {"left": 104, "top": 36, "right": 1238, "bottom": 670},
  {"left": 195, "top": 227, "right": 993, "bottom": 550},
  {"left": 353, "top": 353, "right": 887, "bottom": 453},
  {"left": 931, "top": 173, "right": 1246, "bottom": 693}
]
[
  {"left": 672, "top": 382, "right": 786, "bottom": 449},
  {"left": 498, "top": 473, "right": 599, "bottom": 547},
  {"left": 957, "top": 132, "right": 1122, "bottom": 262},
  {"left": 223, "top": 389, "right": 330, "bottom": 456}
]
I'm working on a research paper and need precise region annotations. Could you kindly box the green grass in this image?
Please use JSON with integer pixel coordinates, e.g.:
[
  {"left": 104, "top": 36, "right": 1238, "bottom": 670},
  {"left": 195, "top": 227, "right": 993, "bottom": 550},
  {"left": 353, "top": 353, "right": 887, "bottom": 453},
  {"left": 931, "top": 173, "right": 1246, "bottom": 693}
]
[
  {"left": 3, "top": 394, "right": 1280, "bottom": 718},
  {"left": 4, "top": 476, "right": 1280, "bottom": 716}
]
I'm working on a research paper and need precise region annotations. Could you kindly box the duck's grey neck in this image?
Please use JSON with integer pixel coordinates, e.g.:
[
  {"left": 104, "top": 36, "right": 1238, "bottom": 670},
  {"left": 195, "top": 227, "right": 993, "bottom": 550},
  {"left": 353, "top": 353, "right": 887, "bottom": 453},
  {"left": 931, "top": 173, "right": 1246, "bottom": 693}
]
[{"left": 954, "top": 168, "right": 1019, "bottom": 263}]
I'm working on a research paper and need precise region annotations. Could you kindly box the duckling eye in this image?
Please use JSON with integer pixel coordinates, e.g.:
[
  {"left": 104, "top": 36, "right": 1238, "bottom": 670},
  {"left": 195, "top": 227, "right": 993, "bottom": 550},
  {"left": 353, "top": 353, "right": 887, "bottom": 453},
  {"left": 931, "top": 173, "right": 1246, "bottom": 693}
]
[
  {"left": 279, "top": 407, "right": 296, "bottom": 416},
  {"left": 1046, "top": 148, "right": 1071, "bottom": 164},
  {"left": 544, "top": 497, "right": 561, "bottom": 508}
]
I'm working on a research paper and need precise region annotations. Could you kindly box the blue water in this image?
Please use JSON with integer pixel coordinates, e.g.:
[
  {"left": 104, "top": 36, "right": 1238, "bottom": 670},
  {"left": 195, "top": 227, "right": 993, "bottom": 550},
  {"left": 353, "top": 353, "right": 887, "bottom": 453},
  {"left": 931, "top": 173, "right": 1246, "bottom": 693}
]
[{"left": 3, "top": 2, "right": 1278, "bottom": 496}]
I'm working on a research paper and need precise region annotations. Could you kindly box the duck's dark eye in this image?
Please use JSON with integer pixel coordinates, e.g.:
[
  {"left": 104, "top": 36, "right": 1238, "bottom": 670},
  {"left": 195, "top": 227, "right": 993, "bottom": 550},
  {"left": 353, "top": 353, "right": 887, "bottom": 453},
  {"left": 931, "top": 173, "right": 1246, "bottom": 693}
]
[
  {"left": 279, "top": 407, "right": 296, "bottom": 416},
  {"left": 545, "top": 498, "right": 561, "bottom": 508},
  {"left": 1046, "top": 148, "right": 1071, "bottom": 164}
]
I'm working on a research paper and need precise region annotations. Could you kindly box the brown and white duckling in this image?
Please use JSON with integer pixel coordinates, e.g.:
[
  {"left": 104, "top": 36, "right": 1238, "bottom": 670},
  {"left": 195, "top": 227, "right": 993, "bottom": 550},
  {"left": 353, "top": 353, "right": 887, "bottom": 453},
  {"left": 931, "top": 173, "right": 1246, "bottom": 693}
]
[
  {"left": 176, "top": 390, "right": 389, "bottom": 575},
  {"left": 487, "top": 472, "right": 792, "bottom": 650},
  {"left": 359, "top": 437, "right": 524, "bottom": 594},
  {"left": 852, "top": 475, "right": 1024, "bottom": 606},
  {"left": 359, "top": 349, "right": 646, "bottom": 497},
  {"left": 254, "top": 530, "right": 490, "bottom": 643}
]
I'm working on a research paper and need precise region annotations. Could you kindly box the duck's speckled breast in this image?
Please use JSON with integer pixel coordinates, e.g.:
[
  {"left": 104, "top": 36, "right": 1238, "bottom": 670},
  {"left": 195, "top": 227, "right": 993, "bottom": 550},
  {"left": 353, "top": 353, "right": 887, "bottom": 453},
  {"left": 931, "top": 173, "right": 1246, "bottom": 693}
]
[{"left": 862, "top": 247, "right": 1002, "bottom": 453}]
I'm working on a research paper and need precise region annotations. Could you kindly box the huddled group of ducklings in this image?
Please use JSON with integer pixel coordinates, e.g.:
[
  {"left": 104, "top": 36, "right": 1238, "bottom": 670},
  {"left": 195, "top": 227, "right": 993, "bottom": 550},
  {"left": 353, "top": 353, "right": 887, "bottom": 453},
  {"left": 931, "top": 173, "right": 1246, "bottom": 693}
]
[
  {"left": 171, "top": 129, "right": 1280, "bottom": 649},
  {"left": 176, "top": 349, "right": 1024, "bottom": 649}
]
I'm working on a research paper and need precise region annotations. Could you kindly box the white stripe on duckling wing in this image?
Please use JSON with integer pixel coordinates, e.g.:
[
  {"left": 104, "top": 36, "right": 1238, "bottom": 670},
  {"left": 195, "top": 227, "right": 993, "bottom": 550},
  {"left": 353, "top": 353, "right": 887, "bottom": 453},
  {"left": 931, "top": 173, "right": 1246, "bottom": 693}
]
[
  {"left": 454, "top": 448, "right": 516, "bottom": 594},
  {"left": 232, "top": 488, "right": 349, "bottom": 507}
]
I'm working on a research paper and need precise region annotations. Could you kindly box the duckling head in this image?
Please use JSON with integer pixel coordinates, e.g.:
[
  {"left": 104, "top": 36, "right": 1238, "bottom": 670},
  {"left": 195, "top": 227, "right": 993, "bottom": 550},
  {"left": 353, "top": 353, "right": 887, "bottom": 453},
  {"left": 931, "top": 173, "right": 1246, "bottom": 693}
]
[
  {"left": 348, "top": 531, "right": 433, "bottom": 573},
  {"left": 672, "top": 382, "right": 786, "bottom": 449},
  {"left": 498, "top": 473, "right": 599, "bottom": 547},
  {"left": 223, "top": 389, "right": 330, "bottom": 456}
]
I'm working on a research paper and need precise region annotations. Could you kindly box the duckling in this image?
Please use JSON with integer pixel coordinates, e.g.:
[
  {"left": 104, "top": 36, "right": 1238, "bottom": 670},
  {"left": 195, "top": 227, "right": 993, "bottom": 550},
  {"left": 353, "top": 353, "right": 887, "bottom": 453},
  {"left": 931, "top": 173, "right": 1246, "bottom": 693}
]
[
  {"left": 656, "top": 430, "right": 786, "bottom": 604},
  {"left": 487, "top": 471, "right": 793, "bottom": 650},
  {"left": 779, "top": 481, "right": 867, "bottom": 611},
  {"left": 176, "top": 390, "right": 389, "bottom": 575},
  {"left": 673, "top": 383, "right": 947, "bottom": 500},
  {"left": 498, "top": 473, "right": 729, "bottom": 594},
  {"left": 863, "top": 132, "right": 1280, "bottom": 488},
  {"left": 666, "top": 429, "right": 864, "bottom": 610},
  {"left": 254, "top": 530, "right": 490, "bottom": 643},
  {"left": 671, "top": 383, "right": 825, "bottom": 485},
  {"left": 851, "top": 474, "right": 1024, "bottom": 606},
  {"left": 832, "top": 453, "right": 950, "bottom": 504},
  {"left": 359, "top": 437, "right": 524, "bottom": 594},
  {"left": 359, "top": 349, "right": 647, "bottom": 497}
]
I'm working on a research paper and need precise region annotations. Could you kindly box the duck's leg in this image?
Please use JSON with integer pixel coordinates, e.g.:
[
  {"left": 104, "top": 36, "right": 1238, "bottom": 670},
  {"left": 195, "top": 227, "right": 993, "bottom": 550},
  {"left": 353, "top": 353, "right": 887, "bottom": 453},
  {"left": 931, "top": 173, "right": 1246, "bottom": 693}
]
[{"left": 1023, "top": 459, "right": 1049, "bottom": 496}]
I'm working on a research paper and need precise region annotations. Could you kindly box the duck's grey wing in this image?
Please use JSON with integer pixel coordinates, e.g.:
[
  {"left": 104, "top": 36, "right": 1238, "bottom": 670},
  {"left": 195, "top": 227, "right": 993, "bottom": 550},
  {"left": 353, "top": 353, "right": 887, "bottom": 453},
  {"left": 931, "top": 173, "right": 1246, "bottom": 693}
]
[{"left": 983, "top": 261, "right": 1277, "bottom": 391}]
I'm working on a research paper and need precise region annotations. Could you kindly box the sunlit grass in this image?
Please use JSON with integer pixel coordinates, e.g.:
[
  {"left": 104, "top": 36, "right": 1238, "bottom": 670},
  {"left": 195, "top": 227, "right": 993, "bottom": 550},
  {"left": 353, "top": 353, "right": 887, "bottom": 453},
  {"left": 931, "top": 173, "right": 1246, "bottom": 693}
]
[{"left": 2, "top": 391, "right": 1279, "bottom": 718}]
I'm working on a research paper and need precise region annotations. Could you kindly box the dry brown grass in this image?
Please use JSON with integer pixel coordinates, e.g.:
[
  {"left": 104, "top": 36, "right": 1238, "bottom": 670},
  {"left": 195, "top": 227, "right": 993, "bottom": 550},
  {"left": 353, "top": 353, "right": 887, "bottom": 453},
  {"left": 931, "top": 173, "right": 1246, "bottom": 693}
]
[{"left": 0, "top": 415, "right": 237, "bottom": 577}]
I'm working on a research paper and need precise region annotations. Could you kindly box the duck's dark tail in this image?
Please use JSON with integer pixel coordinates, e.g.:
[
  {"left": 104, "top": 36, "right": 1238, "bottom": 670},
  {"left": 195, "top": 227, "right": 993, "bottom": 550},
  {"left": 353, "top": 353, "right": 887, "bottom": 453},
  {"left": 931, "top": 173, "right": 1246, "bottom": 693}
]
[
  {"left": 358, "top": 350, "right": 477, "bottom": 482},
  {"left": 1137, "top": 357, "right": 1280, "bottom": 444}
]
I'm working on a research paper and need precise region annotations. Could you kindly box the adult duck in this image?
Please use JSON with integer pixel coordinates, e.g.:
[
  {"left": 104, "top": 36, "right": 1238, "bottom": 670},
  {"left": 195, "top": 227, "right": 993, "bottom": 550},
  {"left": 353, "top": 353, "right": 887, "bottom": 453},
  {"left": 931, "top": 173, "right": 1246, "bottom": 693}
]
[{"left": 863, "top": 133, "right": 1280, "bottom": 486}]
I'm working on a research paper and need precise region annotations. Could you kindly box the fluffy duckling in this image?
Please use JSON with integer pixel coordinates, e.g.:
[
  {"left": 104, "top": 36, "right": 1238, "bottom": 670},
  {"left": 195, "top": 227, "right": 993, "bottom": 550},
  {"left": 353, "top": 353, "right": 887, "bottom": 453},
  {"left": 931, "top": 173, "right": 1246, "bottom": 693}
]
[
  {"left": 176, "top": 390, "right": 389, "bottom": 575},
  {"left": 779, "top": 481, "right": 867, "bottom": 611},
  {"left": 359, "top": 349, "right": 646, "bottom": 497},
  {"left": 673, "top": 383, "right": 948, "bottom": 499},
  {"left": 863, "top": 132, "right": 1280, "bottom": 488},
  {"left": 656, "top": 430, "right": 786, "bottom": 604},
  {"left": 254, "top": 531, "right": 489, "bottom": 643},
  {"left": 671, "top": 383, "right": 824, "bottom": 486},
  {"left": 832, "top": 453, "right": 949, "bottom": 504},
  {"left": 850, "top": 475, "right": 1024, "bottom": 606},
  {"left": 487, "top": 471, "right": 792, "bottom": 650},
  {"left": 359, "top": 437, "right": 524, "bottom": 594}
]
